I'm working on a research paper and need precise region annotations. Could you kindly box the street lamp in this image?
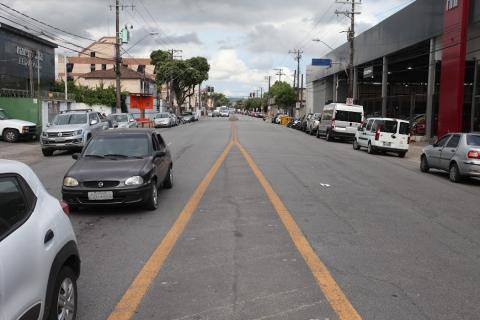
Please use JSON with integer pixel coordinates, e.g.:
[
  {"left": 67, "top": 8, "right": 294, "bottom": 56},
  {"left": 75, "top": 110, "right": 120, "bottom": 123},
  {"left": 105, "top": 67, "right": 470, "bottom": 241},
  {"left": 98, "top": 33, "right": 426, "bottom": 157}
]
[
  {"left": 123, "top": 32, "right": 159, "bottom": 55},
  {"left": 312, "top": 38, "right": 335, "bottom": 51}
]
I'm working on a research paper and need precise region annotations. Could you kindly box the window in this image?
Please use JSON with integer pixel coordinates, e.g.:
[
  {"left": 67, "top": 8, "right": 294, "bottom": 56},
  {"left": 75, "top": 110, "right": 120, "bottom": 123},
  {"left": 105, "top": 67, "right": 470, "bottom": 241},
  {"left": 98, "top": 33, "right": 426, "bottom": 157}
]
[
  {"left": 88, "top": 113, "right": 97, "bottom": 124},
  {"left": 366, "top": 119, "right": 374, "bottom": 131},
  {"left": 0, "top": 175, "right": 36, "bottom": 241},
  {"left": 90, "top": 52, "right": 96, "bottom": 57},
  {"left": 467, "top": 135, "right": 480, "bottom": 146},
  {"left": 90, "top": 64, "right": 96, "bottom": 72},
  {"left": 156, "top": 134, "right": 166, "bottom": 149},
  {"left": 436, "top": 135, "right": 451, "bottom": 147},
  {"left": 399, "top": 122, "right": 410, "bottom": 135},
  {"left": 84, "top": 136, "right": 149, "bottom": 158},
  {"left": 335, "top": 110, "right": 362, "bottom": 123},
  {"left": 446, "top": 135, "right": 461, "bottom": 148},
  {"left": 53, "top": 114, "right": 87, "bottom": 125},
  {"left": 102, "top": 64, "right": 107, "bottom": 71}
]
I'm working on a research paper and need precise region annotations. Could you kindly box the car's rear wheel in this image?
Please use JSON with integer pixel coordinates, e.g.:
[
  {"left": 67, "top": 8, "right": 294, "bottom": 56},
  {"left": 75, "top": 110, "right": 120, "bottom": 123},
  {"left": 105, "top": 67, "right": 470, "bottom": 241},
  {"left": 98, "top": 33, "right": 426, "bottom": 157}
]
[
  {"left": 3, "top": 128, "right": 19, "bottom": 143},
  {"left": 420, "top": 155, "right": 430, "bottom": 173},
  {"left": 145, "top": 179, "right": 159, "bottom": 210},
  {"left": 42, "top": 149, "right": 54, "bottom": 157},
  {"left": 353, "top": 139, "right": 360, "bottom": 150},
  {"left": 163, "top": 166, "right": 173, "bottom": 189},
  {"left": 398, "top": 152, "right": 406, "bottom": 158},
  {"left": 367, "top": 142, "right": 374, "bottom": 154},
  {"left": 326, "top": 130, "right": 332, "bottom": 141},
  {"left": 449, "top": 163, "right": 462, "bottom": 183},
  {"left": 47, "top": 266, "right": 77, "bottom": 320}
]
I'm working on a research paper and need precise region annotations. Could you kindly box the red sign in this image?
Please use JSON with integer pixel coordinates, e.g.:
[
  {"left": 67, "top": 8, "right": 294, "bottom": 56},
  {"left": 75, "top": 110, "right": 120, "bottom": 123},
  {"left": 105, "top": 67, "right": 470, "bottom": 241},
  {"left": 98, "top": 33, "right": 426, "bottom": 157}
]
[
  {"left": 437, "top": 0, "right": 470, "bottom": 137},
  {"left": 130, "top": 95, "right": 154, "bottom": 110}
]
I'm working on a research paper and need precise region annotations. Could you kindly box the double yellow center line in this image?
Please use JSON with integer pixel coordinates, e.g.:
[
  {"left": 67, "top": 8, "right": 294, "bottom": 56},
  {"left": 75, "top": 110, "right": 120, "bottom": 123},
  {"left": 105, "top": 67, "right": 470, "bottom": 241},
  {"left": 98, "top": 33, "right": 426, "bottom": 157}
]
[{"left": 107, "top": 124, "right": 361, "bottom": 320}]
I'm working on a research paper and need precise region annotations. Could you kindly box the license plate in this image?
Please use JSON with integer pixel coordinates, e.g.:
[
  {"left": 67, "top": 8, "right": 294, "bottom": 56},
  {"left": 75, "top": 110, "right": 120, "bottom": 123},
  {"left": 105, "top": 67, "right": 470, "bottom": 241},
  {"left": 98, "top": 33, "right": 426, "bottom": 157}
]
[
  {"left": 383, "top": 142, "right": 391, "bottom": 147},
  {"left": 88, "top": 191, "right": 113, "bottom": 201},
  {"left": 55, "top": 138, "right": 65, "bottom": 143}
]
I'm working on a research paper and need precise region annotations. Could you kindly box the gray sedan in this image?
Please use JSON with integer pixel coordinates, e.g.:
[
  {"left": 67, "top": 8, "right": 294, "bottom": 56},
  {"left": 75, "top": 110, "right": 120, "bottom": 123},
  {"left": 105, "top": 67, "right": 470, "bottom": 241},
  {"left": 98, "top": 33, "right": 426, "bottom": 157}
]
[{"left": 420, "top": 133, "right": 480, "bottom": 182}]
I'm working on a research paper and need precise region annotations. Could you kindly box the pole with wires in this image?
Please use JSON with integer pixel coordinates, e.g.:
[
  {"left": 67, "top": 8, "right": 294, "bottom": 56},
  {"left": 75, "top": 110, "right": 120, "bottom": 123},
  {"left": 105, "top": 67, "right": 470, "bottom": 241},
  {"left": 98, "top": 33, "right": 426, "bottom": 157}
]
[{"left": 115, "top": 0, "right": 121, "bottom": 113}]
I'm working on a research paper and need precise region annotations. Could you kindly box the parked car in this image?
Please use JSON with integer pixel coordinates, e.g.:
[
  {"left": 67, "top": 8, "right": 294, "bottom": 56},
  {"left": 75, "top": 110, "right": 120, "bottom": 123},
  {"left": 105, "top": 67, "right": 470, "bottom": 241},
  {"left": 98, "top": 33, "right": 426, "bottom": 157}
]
[
  {"left": 306, "top": 113, "right": 321, "bottom": 135},
  {"left": 301, "top": 114, "right": 312, "bottom": 131},
  {"left": 412, "top": 114, "right": 426, "bottom": 135},
  {"left": 41, "top": 109, "right": 107, "bottom": 157},
  {"left": 219, "top": 107, "right": 230, "bottom": 117},
  {"left": 212, "top": 109, "right": 220, "bottom": 117},
  {"left": 0, "top": 107, "right": 37, "bottom": 143},
  {"left": 169, "top": 113, "right": 179, "bottom": 126},
  {"left": 154, "top": 113, "right": 173, "bottom": 128},
  {"left": 0, "top": 159, "right": 80, "bottom": 320},
  {"left": 354, "top": 118, "right": 410, "bottom": 157},
  {"left": 108, "top": 113, "right": 138, "bottom": 128},
  {"left": 181, "top": 111, "right": 195, "bottom": 123},
  {"left": 318, "top": 103, "right": 364, "bottom": 141},
  {"left": 420, "top": 133, "right": 480, "bottom": 182},
  {"left": 62, "top": 129, "right": 173, "bottom": 211}
]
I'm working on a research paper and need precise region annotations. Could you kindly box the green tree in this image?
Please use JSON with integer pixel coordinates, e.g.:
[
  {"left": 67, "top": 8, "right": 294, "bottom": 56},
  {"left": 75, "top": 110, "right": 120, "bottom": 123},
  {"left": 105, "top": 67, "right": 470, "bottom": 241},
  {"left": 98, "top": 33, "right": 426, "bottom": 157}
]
[
  {"left": 209, "top": 92, "right": 230, "bottom": 108},
  {"left": 150, "top": 50, "right": 210, "bottom": 112},
  {"left": 269, "top": 81, "right": 296, "bottom": 114},
  {"left": 244, "top": 97, "right": 265, "bottom": 111}
]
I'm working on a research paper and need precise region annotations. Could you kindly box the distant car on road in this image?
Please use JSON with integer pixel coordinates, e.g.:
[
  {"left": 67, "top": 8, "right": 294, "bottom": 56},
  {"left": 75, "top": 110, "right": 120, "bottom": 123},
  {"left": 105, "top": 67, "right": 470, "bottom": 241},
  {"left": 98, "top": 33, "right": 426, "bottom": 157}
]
[
  {"left": 108, "top": 113, "right": 138, "bottom": 128},
  {"left": 306, "top": 113, "right": 321, "bottom": 135},
  {"left": 169, "top": 113, "right": 179, "bottom": 126},
  {"left": 0, "top": 107, "right": 37, "bottom": 143},
  {"left": 318, "top": 103, "right": 364, "bottom": 141},
  {"left": 420, "top": 133, "right": 480, "bottom": 182},
  {"left": 181, "top": 111, "right": 195, "bottom": 123},
  {"left": 62, "top": 129, "right": 173, "bottom": 211},
  {"left": 354, "top": 118, "right": 410, "bottom": 157},
  {"left": 154, "top": 113, "right": 173, "bottom": 128},
  {"left": 0, "top": 160, "right": 80, "bottom": 320},
  {"left": 41, "top": 109, "right": 107, "bottom": 156},
  {"left": 219, "top": 107, "right": 230, "bottom": 117}
]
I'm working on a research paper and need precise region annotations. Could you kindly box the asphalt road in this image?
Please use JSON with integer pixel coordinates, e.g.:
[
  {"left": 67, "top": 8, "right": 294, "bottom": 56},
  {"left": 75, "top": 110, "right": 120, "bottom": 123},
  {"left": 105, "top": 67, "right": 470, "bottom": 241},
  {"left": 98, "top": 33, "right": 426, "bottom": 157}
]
[{"left": 27, "top": 116, "right": 480, "bottom": 320}]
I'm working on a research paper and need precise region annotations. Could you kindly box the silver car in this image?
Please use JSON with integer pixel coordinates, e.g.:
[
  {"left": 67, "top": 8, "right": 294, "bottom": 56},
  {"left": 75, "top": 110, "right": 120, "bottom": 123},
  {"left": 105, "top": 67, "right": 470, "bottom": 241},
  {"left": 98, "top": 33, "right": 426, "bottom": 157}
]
[
  {"left": 420, "top": 133, "right": 480, "bottom": 182},
  {"left": 41, "top": 110, "right": 106, "bottom": 156},
  {"left": 108, "top": 113, "right": 138, "bottom": 129}
]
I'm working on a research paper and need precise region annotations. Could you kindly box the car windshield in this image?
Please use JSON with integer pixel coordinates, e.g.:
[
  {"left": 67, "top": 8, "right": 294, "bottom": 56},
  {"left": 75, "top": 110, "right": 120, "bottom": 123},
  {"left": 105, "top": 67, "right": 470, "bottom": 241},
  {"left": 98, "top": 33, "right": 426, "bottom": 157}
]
[
  {"left": 83, "top": 136, "right": 149, "bottom": 158},
  {"left": 335, "top": 110, "right": 362, "bottom": 123},
  {"left": 467, "top": 135, "right": 480, "bottom": 146},
  {"left": 53, "top": 113, "right": 87, "bottom": 125},
  {"left": 0, "top": 110, "right": 9, "bottom": 120},
  {"left": 109, "top": 114, "right": 128, "bottom": 122},
  {"left": 156, "top": 113, "right": 170, "bottom": 118}
]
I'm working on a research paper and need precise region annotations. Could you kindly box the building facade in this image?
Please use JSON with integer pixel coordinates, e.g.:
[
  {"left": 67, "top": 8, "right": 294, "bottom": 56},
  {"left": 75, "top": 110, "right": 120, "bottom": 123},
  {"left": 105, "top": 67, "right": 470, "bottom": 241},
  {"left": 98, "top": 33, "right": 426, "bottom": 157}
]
[{"left": 307, "top": 0, "right": 480, "bottom": 138}]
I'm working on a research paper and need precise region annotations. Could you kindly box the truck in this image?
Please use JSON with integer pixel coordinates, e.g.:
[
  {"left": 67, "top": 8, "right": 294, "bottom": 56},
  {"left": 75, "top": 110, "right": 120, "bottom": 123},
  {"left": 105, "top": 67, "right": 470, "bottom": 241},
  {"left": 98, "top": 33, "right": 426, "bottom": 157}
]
[{"left": 0, "top": 108, "right": 37, "bottom": 143}]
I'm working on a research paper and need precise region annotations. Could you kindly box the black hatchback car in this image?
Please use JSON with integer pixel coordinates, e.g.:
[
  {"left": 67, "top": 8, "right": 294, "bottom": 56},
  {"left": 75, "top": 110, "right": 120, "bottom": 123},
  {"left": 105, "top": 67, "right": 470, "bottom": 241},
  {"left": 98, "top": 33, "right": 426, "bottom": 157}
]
[{"left": 62, "top": 129, "right": 173, "bottom": 211}]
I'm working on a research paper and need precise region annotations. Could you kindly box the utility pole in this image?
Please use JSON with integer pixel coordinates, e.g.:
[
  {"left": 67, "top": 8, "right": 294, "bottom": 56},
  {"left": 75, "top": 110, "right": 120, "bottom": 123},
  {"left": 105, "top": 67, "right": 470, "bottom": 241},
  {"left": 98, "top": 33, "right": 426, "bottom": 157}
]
[
  {"left": 63, "top": 55, "right": 68, "bottom": 102},
  {"left": 168, "top": 49, "right": 183, "bottom": 114},
  {"left": 28, "top": 53, "right": 34, "bottom": 96},
  {"left": 274, "top": 68, "right": 285, "bottom": 82},
  {"left": 289, "top": 49, "right": 303, "bottom": 92},
  {"left": 293, "top": 70, "right": 297, "bottom": 88},
  {"left": 265, "top": 76, "right": 271, "bottom": 93},
  {"left": 36, "top": 50, "right": 40, "bottom": 99},
  {"left": 335, "top": 0, "right": 361, "bottom": 99},
  {"left": 110, "top": 1, "right": 135, "bottom": 113}
]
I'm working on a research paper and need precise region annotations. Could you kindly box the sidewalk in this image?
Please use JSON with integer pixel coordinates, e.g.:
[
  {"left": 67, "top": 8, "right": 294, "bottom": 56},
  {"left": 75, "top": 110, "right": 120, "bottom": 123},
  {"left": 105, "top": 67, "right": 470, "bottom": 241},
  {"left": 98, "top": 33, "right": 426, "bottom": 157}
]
[
  {"left": 0, "top": 141, "right": 42, "bottom": 165},
  {"left": 405, "top": 141, "right": 428, "bottom": 162}
]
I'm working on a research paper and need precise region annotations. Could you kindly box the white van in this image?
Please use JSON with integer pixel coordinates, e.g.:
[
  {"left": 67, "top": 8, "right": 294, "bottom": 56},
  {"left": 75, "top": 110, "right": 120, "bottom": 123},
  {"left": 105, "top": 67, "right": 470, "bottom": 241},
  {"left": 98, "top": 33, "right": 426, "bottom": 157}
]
[
  {"left": 317, "top": 103, "right": 364, "bottom": 141},
  {"left": 353, "top": 117, "right": 410, "bottom": 157}
]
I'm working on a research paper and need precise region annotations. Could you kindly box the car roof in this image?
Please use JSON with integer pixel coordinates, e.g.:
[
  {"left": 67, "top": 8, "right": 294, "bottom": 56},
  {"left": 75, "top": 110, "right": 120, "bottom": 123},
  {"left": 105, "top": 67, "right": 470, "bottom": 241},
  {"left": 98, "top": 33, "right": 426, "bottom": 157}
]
[
  {"left": 96, "top": 128, "right": 157, "bottom": 137},
  {"left": 0, "top": 160, "right": 46, "bottom": 197},
  {"left": 366, "top": 117, "right": 409, "bottom": 123}
]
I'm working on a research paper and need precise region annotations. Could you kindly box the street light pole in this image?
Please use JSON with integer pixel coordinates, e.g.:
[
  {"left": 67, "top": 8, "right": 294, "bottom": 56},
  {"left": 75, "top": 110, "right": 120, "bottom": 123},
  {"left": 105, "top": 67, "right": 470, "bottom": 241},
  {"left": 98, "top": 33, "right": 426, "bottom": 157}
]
[{"left": 115, "top": 0, "right": 121, "bottom": 113}]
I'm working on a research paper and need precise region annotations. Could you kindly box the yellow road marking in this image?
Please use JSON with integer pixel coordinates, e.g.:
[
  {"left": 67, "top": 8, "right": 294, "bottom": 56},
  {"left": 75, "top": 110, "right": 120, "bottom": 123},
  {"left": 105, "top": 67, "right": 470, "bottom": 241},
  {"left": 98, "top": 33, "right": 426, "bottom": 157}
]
[
  {"left": 234, "top": 128, "right": 362, "bottom": 320},
  {"left": 107, "top": 127, "right": 235, "bottom": 320}
]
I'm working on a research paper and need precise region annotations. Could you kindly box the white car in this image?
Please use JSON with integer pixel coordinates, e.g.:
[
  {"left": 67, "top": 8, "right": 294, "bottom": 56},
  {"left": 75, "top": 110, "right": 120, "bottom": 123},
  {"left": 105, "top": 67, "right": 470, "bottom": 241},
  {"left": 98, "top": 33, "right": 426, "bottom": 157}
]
[
  {"left": 154, "top": 113, "right": 173, "bottom": 128},
  {"left": 353, "top": 117, "right": 410, "bottom": 157},
  {"left": 0, "top": 108, "right": 37, "bottom": 143},
  {"left": 318, "top": 103, "right": 364, "bottom": 141},
  {"left": 0, "top": 160, "right": 80, "bottom": 320}
]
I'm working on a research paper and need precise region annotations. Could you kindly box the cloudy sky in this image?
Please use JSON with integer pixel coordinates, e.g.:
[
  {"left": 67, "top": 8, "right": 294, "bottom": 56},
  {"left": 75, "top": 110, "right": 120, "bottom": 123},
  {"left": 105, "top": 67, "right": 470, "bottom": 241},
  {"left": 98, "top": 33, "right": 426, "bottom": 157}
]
[{"left": 1, "top": 0, "right": 414, "bottom": 97}]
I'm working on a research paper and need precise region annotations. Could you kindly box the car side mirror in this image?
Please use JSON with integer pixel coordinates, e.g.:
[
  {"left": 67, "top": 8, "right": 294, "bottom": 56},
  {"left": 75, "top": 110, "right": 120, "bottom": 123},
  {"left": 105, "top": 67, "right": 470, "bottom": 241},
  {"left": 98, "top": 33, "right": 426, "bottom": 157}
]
[
  {"left": 46, "top": 122, "right": 51, "bottom": 127},
  {"left": 90, "top": 119, "right": 98, "bottom": 125},
  {"left": 154, "top": 150, "right": 166, "bottom": 158},
  {"left": 72, "top": 153, "right": 80, "bottom": 160}
]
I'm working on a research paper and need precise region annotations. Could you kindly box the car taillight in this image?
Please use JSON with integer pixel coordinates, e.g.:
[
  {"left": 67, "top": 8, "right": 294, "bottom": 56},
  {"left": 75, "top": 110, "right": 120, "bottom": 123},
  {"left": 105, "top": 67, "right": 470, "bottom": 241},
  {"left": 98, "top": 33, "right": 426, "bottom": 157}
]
[
  {"left": 375, "top": 129, "right": 381, "bottom": 141},
  {"left": 59, "top": 200, "right": 70, "bottom": 215},
  {"left": 467, "top": 150, "right": 480, "bottom": 159}
]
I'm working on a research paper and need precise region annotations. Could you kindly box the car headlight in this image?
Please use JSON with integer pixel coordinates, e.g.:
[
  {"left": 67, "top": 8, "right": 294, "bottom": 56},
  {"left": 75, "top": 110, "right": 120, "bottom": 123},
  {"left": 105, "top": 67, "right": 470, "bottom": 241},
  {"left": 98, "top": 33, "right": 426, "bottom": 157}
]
[
  {"left": 75, "top": 129, "right": 83, "bottom": 135},
  {"left": 63, "top": 177, "right": 79, "bottom": 187},
  {"left": 125, "top": 176, "right": 144, "bottom": 186}
]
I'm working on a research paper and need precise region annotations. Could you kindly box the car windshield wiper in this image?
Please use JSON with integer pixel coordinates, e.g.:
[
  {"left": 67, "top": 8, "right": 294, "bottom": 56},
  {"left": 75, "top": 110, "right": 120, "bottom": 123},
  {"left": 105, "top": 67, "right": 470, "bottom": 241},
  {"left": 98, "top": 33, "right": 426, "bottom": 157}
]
[
  {"left": 84, "top": 154, "right": 104, "bottom": 159},
  {"left": 104, "top": 154, "right": 143, "bottom": 159}
]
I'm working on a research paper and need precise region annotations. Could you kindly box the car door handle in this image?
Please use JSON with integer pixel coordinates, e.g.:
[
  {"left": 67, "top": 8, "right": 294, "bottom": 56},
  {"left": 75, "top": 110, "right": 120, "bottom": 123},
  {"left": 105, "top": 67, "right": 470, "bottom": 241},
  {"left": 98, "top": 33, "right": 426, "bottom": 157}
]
[{"left": 44, "top": 230, "right": 54, "bottom": 244}]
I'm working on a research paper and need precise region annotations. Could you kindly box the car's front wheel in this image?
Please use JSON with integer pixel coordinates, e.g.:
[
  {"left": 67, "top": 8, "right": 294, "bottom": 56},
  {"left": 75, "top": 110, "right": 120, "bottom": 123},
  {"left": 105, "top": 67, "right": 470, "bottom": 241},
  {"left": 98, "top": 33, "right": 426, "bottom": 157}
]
[
  {"left": 145, "top": 179, "right": 159, "bottom": 210},
  {"left": 42, "top": 149, "right": 54, "bottom": 157},
  {"left": 47, "top": 266, "right": 77, "bottom": 320},
  {"left": 353, "top": 139, "right": 360, "bottom": 150},
  {"left": 449, "top": 163, "right": 462, "bottom": 183},
  {"left": 420, "top": 155, "right": 430, "bottom": 173},
  {"left": 367, "top": 142, "right": 374, "bottom": 154}
]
